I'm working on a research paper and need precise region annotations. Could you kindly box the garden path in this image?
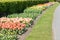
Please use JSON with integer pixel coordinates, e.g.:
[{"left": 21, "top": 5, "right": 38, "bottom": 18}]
[{"left": 52, "top": 5, "right": 60, "bottom": 40}]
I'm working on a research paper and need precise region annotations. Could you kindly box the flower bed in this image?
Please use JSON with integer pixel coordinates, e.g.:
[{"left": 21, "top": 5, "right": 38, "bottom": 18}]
[
  {"left": 0, "top": 17, "right": 33, "bottom": 40},
  {"left": 24, "top": 2, "right": 55, "bottom": 13},
  {"left": 0, "top": 2, "right": 56, "bottom": 40}
]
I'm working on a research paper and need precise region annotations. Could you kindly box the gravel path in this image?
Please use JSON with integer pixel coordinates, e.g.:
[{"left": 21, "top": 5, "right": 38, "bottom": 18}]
[{"left": 52, "top": 5, "right": 60, "bottom": 40}]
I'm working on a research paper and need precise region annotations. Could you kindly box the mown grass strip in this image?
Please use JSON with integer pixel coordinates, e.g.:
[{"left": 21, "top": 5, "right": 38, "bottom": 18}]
[{"left": 26, "top": 3, "right": 59, "bottom": 40}]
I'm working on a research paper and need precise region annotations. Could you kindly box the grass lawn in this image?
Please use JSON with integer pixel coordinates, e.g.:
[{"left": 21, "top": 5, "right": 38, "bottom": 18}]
[{"left": 26, "top": 3, "right": 59, "bottom": 40}]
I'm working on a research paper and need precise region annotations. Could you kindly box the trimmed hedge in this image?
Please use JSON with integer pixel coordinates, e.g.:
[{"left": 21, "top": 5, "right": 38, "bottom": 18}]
[
  {"left": 0, "top": 0, "right": 49, "bottom": 2},
  {"left": 49, "top": 0, "right": 55, "bottom": 2},
  {"left": 0, "top": 1, "right": 49, "bottom": 16}
]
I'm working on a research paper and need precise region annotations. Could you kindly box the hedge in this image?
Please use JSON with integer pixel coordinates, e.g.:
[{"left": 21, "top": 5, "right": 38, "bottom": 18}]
[
  {"left": 0, "top": 0, "right": 49, "bottom": 2},
  {"left": 0, "top": 0, "right": 49, "bottom": 17},
  {"left": 49, "top": 0, "right": 55, "bottom": 2}
]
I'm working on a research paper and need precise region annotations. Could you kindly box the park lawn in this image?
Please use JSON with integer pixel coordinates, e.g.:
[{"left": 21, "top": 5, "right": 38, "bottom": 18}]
[{"left": 26, "top": 3, "right": 59, "bottom": 40}]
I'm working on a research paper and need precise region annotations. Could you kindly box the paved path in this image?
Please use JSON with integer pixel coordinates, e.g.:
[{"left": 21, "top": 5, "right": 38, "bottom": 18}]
[{"left": 52, "top": 5, "right": 60, "bottom": 40}]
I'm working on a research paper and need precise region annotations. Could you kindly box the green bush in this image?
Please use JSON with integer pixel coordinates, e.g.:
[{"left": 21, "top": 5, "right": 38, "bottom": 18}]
[
  {"left": 48, "top": 0, "right": 55, "bottom": 2},
  {"left": 0, "top": 0, "right": 49, "bottom": 17}
]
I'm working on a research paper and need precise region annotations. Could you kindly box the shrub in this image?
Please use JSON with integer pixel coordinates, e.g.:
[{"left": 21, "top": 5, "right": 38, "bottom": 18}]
[
  {"left": 48, "top": 0, "right": 55, "bottom": 2},
  {"left": 0, "top": 0, "right": 49, "bottom": 17}
]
